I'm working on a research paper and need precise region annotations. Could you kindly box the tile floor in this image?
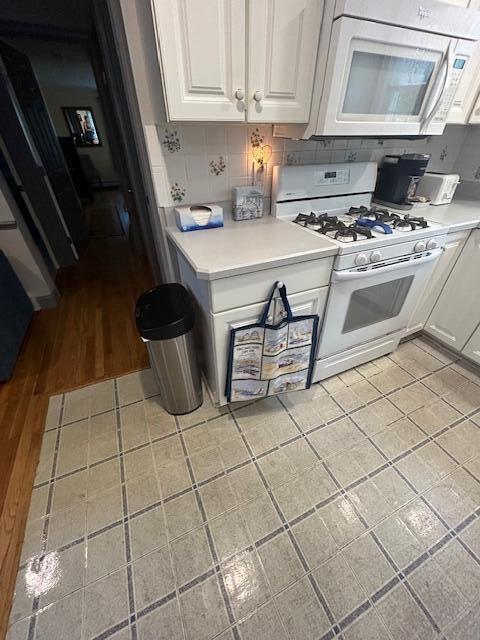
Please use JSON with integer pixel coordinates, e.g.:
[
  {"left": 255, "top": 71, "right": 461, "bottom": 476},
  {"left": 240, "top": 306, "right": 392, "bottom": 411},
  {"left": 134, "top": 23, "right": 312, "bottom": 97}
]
[{"left": 7, "top": 335, "right": 480, "bottom": 640}]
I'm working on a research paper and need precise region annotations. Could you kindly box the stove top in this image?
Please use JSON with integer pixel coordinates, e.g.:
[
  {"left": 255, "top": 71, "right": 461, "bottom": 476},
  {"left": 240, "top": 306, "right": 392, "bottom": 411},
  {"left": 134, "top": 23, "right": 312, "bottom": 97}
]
[{"left": 293, "top": 207, "right": 431, "bottom": 243}]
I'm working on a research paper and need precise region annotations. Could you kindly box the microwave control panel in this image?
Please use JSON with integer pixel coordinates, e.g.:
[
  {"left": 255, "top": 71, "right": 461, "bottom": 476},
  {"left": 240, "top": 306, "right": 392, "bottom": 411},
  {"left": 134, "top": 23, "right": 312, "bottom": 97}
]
[
  {"left": 433, "top": 56, "right": 468, "bottom": 123},
  {"left": 314, "top": 168, "right": 350, "bottom": 186}
]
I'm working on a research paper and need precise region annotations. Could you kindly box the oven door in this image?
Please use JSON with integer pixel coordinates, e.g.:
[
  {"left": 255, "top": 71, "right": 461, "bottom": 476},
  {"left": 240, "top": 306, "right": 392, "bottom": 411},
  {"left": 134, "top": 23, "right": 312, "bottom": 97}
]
[
  {"left": 317, "top": 249, "right": 442, "bottom": 358},
  {"left": 316, "top": 17, "right": 455, "bottom": 137}
]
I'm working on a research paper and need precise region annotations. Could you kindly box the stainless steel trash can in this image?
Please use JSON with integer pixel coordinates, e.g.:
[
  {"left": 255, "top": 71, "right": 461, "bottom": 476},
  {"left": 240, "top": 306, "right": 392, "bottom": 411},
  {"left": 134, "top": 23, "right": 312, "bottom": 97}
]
[{"left": 136, "top": 284, "right": 203, "bottom": 415}]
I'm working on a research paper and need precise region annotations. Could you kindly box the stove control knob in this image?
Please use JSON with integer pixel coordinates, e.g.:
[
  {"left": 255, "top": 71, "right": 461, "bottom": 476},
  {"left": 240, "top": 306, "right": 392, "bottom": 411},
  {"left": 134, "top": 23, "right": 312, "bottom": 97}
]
[
  {"left": 355, "top": 253, "right": 368, "bottom": 266},
  {"left": 414, "top": 241, "right": 426, "bottom": 253},
  {"left": 370, "top": 250, "right": 382, "bottom": 263},
  {"left": 426, "top": 239, "right": 438, "bottom": 250}
]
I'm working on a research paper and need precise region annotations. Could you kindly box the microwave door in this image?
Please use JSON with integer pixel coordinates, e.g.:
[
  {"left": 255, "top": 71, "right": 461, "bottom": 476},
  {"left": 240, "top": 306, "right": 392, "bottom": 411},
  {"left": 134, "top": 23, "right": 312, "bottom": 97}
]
[
  {"left": 316, "top": 17, "right": 452, "bottom": 137},
  {"left": 317, "top": 249, "right": 442, "bottom": 358}
]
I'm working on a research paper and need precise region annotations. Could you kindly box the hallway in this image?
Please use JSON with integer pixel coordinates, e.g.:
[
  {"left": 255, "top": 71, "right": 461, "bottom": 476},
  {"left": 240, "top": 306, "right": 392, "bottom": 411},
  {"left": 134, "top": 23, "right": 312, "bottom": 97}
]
[{"left": 0, "top": 191, "right": 153, "bottom": 637}]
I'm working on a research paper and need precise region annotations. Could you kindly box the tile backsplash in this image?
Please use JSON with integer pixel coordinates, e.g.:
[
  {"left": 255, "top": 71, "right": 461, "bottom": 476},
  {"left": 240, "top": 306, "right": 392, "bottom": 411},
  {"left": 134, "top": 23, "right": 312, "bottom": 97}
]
[{"left": 144, "top": 123, "right": 469, "bottom": 209}]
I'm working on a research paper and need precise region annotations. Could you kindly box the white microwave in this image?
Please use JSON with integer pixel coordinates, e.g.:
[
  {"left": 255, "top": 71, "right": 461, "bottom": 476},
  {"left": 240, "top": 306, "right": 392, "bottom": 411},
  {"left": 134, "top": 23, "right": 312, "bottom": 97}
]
[{"left": 274, "top": 0, "right": 480, "bottom": 138}]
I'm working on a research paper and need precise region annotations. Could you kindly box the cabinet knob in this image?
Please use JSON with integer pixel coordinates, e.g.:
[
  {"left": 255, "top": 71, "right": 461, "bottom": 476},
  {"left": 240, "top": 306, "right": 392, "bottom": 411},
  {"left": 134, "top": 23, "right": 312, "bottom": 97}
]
[
  {"left": 253, "top": 90, "right": 263, "bottom": 102},
  {"left": 235, "top": 88, "right": 244, "bottom": 101}
]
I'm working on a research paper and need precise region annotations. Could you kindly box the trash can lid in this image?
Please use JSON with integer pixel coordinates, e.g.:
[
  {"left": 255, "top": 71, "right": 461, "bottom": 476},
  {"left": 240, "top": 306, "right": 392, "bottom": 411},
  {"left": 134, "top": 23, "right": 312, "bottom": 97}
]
[{"left": 135, "top": 283, "right": 195, "bottom": 340}]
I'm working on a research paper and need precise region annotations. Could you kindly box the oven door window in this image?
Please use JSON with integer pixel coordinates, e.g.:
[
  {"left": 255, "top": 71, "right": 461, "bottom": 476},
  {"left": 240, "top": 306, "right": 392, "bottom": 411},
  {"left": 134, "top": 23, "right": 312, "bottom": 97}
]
[
  {"left": 343, "top": 276, "right": 414, "bottom": 334},
  {"left": 341, "top": 44, "right": 437, "bottom": 119}
]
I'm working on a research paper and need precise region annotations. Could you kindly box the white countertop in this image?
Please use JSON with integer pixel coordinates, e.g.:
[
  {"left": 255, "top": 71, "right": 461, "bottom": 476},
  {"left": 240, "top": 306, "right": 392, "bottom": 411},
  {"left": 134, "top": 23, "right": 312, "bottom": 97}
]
[
  {"left": 167, "top": 215, "right": 338, "bottom": 280},
  {"left": 424, "top": 199, "right": 480, "bottom": 232}
]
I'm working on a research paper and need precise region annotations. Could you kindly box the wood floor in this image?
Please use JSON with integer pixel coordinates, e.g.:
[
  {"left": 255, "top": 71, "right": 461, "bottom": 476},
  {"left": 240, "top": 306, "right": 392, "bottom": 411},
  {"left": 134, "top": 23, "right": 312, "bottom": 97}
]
[{"left": 0, "top": 191, "right": 153, "bottom": 639}]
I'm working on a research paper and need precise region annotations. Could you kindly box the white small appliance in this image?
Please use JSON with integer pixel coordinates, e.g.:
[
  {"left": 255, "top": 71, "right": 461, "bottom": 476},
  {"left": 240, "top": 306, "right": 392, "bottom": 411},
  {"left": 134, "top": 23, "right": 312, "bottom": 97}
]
[
  {"left": 271, "top": 163, "right": 447, "bottom": 380},
  {"left": 274, "top": 0, "right": 480, "bottom": 139},
  {"left": 416, "top": 172, "right": 461, "bottom": 205}
]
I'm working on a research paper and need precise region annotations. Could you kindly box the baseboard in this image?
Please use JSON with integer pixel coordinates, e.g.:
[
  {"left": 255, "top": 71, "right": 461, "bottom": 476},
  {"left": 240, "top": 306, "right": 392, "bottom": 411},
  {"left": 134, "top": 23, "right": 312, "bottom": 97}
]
[{"left": 35, "top": 288, "right": 60, "bottom": 309}]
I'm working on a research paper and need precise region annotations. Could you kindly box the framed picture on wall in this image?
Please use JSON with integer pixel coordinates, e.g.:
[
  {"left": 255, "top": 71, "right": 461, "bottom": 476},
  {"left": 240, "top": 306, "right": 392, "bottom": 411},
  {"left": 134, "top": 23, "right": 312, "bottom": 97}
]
[{"left": 62, "top": 107, "right": 101, "bottom": 147}]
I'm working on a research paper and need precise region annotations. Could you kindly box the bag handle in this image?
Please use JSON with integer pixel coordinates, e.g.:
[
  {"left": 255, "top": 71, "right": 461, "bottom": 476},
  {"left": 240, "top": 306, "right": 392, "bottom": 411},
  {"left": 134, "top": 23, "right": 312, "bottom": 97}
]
[{"left": 260, "top": 281, "right": 293, "bottom": 325}]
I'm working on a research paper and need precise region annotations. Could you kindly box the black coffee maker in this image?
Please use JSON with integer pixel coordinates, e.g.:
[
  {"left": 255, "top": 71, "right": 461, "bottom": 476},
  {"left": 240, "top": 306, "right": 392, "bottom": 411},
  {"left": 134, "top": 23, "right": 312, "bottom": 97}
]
[{"left": 374, "top": 153, "right": 431, "bottom": 210}]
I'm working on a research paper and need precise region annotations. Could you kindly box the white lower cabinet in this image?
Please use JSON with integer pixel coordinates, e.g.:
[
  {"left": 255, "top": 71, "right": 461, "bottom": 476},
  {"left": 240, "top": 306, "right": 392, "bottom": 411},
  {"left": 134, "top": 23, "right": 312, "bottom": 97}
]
[
  {"left": 406, "top": 230, "right": 470, "bottom": 335},
  {"left": 425, "top": 229, "right": 480, "bottom": 351},
  {"left": 463, "top": 323, "right": 480, "bottom": 364},
  {"left": 211, "top": 286, "right": 328, "bottom": 404}
]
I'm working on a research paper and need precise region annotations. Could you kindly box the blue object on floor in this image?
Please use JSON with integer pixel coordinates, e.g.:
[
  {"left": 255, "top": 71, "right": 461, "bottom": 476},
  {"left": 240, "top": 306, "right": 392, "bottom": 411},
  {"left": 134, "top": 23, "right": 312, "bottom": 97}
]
[{"left": 0, "top": 250, "right": 34, "bottom": 381}]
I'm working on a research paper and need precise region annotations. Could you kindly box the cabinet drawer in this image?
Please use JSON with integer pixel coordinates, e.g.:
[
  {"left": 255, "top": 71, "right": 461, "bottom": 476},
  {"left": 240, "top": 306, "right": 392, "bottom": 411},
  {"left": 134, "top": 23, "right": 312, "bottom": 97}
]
[{"left": 210, "top": 257, "right": 333, "bottom": 312}]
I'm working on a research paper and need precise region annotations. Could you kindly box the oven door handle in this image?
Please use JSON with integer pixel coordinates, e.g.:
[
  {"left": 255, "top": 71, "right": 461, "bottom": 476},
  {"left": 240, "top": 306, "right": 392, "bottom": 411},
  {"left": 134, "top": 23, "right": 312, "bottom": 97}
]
[{"left": 332, "top": 249, "right": 442, "bottom": 283}]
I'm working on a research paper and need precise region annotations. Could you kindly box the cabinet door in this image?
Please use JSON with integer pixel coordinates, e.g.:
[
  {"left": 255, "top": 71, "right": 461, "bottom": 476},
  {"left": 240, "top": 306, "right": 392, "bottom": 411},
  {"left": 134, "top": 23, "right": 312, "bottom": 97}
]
[
  {"left": 463, "top": 323, "right": 480, "bottom": 365},
  {"left": 152, "top": 0, "right": 246, "bottom": 121},
  {"left": 406, "top": 231, "right": 469, "bottom": 334},
  {"left": 247, "top": 0, "right": 322, "bottom": 123},
  {"left": 425, "top": 229, "right": 480, "bottom": 351}
]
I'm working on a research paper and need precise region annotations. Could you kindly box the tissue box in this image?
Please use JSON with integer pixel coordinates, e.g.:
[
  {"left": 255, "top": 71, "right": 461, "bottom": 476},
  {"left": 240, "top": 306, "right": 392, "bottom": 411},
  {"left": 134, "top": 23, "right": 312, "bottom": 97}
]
[
  {"left": 232, "top": 186, "right": 263, "bottom": 221},
  {"left": 175, "top": 204, "right": 224, "bottom": 232}
]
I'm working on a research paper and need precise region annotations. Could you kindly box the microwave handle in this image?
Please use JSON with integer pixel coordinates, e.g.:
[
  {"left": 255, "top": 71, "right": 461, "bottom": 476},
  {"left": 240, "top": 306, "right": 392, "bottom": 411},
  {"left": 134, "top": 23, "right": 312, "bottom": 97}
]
[
  {"left": 420, "top": 42, "right": 453, "bottom": 134},
  {"left": 331, "top": 249, "right": 442, "bottom": 283}
]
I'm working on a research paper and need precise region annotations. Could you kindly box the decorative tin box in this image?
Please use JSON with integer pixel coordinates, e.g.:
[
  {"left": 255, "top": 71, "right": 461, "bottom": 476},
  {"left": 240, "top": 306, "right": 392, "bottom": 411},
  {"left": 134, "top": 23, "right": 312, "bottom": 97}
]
[
  {"left": 232, "top": 186, "right": 264, "bottom": 221},
  {"left": 175, "top": 204, "right": 224, "bottom": 232}
]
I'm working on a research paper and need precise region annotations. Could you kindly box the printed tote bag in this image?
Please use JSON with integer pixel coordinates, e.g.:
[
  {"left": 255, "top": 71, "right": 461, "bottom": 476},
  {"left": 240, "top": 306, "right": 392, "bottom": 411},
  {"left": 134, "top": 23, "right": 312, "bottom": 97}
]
[{"left": 226, "top": 281, "right": 319, "bottom": 402}]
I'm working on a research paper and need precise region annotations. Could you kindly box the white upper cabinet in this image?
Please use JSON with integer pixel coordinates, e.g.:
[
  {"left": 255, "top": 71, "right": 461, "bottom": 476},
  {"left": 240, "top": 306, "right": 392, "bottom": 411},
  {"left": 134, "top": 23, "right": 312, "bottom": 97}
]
[
  {"left": 425, "top": 229, "right": 480, "bottom": 351},
  {"left": 247, "top": 0, "right": 322, "bottom": 123},
  {"left": 151, "top": 0, "right": 321, "bottom": 122},
  {"left": 152, "top": 0, "right": 246, "bottom": 121}
]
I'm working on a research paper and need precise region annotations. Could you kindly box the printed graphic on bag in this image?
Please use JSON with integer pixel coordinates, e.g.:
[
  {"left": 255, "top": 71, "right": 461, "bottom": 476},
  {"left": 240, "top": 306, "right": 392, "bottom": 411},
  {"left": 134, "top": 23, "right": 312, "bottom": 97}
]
[
  {"left": 232, "top": 344, "right": 262, "bottom": 379},
  {"left": 234, "top": 327, "right": 264, "bottom": 345},
  {"left": 264, "top": 324, "right": 288, "bottom": 356},
  {"left": 261, "top": 345, "right": 311, "bottom": 380},
  {"left": 230, "top": 379, "right": 268, "bottom": 402},
  {"left": 270, "top": 370, "right": 309, "bottom": 395},
  {"left": 288, "top": 318, "right": 315, "bottom": 348}
]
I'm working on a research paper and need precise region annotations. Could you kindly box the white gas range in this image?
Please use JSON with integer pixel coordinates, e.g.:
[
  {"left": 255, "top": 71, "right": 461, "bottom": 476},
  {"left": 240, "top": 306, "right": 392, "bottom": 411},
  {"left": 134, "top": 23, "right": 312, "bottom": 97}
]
[{"left": 271, "top": 162, "right": 448, "bottom": 381}]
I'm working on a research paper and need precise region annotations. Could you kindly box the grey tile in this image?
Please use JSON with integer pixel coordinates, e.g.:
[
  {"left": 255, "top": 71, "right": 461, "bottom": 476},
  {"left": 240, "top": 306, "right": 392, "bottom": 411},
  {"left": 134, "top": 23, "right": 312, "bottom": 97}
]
[
  {"left": 371, "top": 467, "right": 415, "bottom": 510},
  {"left": 89, "top": 410, "right": 117, "bottom": 440},
  {"left": 47, "top": 503, "right": 86, "bottom": 551},
  {"left": 445, "top": 381, "right": 480, "bottom": 414},
  {"left": 86, "top": 524, "right": 126, "bottom": 584},
  {"left": 435, "top": 539, "right": 480, "bottom": 604},
  {"left": 283, "top": 385, "right": 343, "bottom": 429},
  {"left": 340, "top": 369, "right": 365, "bottom": 386},
  {"left": 83, "top": 567, "right": 129, "bottom": 638},
  {"left": 425, "top": 469, "right": 480, "bottom": 526},
  {"left": 439, "top": 420, "right": 480, "bottom": 463},
  {"left": 122, "top": 421, "right": 149, "bottom": 451},
  {"left": 120, "top": 400, "right": 145, "bottom": 428},
  {"left": 190, "top": 446, "right": 224, "bottom": 483},
  {"left": 326, "top": 452, "right": 364, "bottom": 488},
  {"left": 219, "top": 435, "right": 250, "bottom": 468},
  {"left": 258, "top": 533, "right": 304, "bottom": 594},
  {"left": 26, "top": 484, "right": 49, "bottom": 522},
  {"left": 234, "top": 395, "right": 294, "bottom": 434},
  {"left": 389, "top": 383, "right": 437, "bottom": 415},
  {"left": 275, "top": 576, "right": 330, "bottom": 640},
  {"left": 444, "top": 603, "right": 480, "bottom": 640},
  {"left": 228, "top": 464, "right": 266, "bottom": 503},
  {"left": 177, "top": 390, "right": 226, "bottom": 429},
  {"left": 344, "top": 533, "right": 395, "bottom": 595},
  {"left": 459, "top": 517, "right": 480, "bottom": 557},
  {"left": 34, "top": 430, "right": 56, "bottom": 484},
  {"left": 352, "top": 401, "right": 401, "bottom": 437},
  {"left": 20, "top": 517, "right": 45, "bottom": 565},
  {"left": 244, "top": 425, "right": 282, "bottom": 456},
  {"left": 35, "top": 590, "right": 82, "bottom": 640},
  {"left": 314, "top": 553, "right": 366, "bottom": 620},
  {"left": 45, "top": 394, "right": 62, "bottom": 429},
  {"left": 409, "top": 557, "right": 467, "bottom": 629},
  {"left": 123, "top": 446, "right": 155, "bottom": 481},
  {"left": 410, "top": 399, "right": 462, "bottom": 436},
  {"left": 117, "top": 371, "right": 144, "bottom": 406},
  {"left": 370, "top": 365, "right": 414, "bottom": 394},
  {"left": 152, "top": 436, "right": 184, "bottom": 468},
  {"left": 241, "top": 493, "right": 282, "bottom": 542},
  {"left": 398, "top": 499, "right": 448, "bottom": 549},
  {"left": 86, "top": 458, "right": 120, "bottom": 497},
  {"left": 126, "top": 470, "right": 161, "bottom": 514},
  {"left": 376, "top": 583, "right": 437, "bottom": 640},
  {"left": 88, "top": 431, "right": 119, "bottom": 465},
  {"left": 87, "top": 484, "right": 123, "bottom": 533},
  {"left": 272, "top": 477, "right": 312, "bottom": 521},
  {"left": 292, "top": 512, "right": 337, "bottom": 568},
  {"left": 171, "top": 526, "right": 214, "bottom": 587},
  {"left": 418, "top": 442, "right": 457, "bottom": 479},
  {"left": 157, "top": 459, "right": 192, "bottom": 498},
  {"left": 179, "top": 575, "right": 229, "bottom": 640},
  {"left": 258, "top": 449, "right": 296, "bottom": 489},
  {"left": 348, "top": 479, "right": 392, "bottom": 527},
  {"left": 322, "top": 375, "right": 347, "bottom": 393},
  {"left": 330, "top": 387, "right": 364, "bottom": 412},
  {"left": 238, "top": 600, "right": 288, "bottom": 640},
  {"left": 56, "top": 421, "right": 88, "bottom": 476},
  {"left": 318, "top": 497, "right": 366, "bottom": 547},
  {"left": 9, "top": 565, "right": 36, "bottom": 624},
  {"left": 183, "top": 423, "right": 215, "bottom": 455},
  {"left": 414, "top": 337, "right": 455, "bottom": 365},
  {"left": 281, "top": 438, "right": 319, "bottom": 474},
  {"left": 308, "top": 417, "right": 363, "bottom": 458},
  {"left": 89, "top": 379, "right": 115, "bottom": 415},
  {"left": 164, "top": 491, "right": 202, "bottom": 540},
  {"left": 137, "top": 598, "right": 184, "bottom": 639},
  {"left": 423, "top": 367, "right": 468, "bottom": 395},
  {"left": 130, "top": 504, "right": 168, "bottom": 560},
  {"left": 350, "top": 379, "right": 381, "bottom": 403},
  {"left": 395, "top": 451, "right": 438, "bottom": 493},
  {"left": 299, "top": 463, "right": 337, "bottom": 505},
  {"left": 200, "top": 475, "right": 238, "bottom": 519},
  {"left": 223, "top": 548, "right": 271, "bottom": 619},
  {"left": 5, "top": 618, "right": 30, "bottom": 640},
  {"left": 351, "top": 440, "right": 386, "bottom": 475},
  {"left": 343, "top": 608, "right": 391, "bottom": 640},
  {"left": 373, "top": 515, "right": 423, "bottom": 569},
  {"left": 210, "top": 508, "right": 251, "bottom": 561},
  {"left": 133, "top": 546, "right": 175, "bottom": 610},
  {"left": 39, "top": 544, "right": 85, "bottom": 608}
]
